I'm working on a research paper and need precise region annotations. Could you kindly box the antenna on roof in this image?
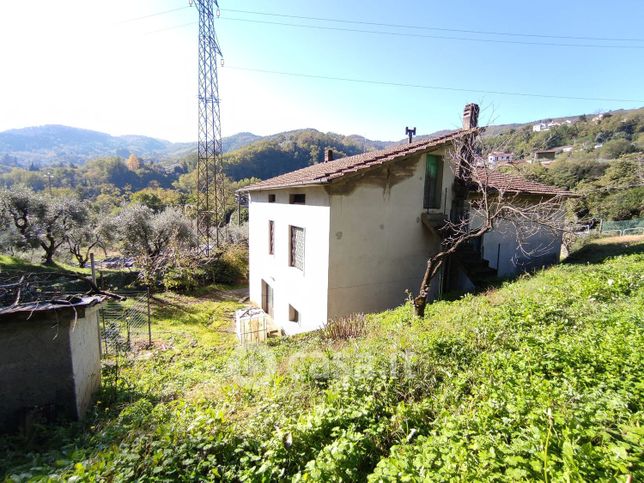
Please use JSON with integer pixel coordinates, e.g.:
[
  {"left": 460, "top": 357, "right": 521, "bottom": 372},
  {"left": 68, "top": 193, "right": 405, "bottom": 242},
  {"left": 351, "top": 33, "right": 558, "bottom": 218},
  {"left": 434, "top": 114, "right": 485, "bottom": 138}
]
[{"left": 405, "top": 126, "right": 416, "bottom": 144}]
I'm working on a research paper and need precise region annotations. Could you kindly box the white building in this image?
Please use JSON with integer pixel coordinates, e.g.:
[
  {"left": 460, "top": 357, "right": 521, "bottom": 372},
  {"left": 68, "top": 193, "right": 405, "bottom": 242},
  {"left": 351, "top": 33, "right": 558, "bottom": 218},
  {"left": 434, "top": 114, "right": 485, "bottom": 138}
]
[
  {"left": 241, "top": 104, "right": 569, "bottom": 336},
  {"left": 487, "top": 151, "right": 514, "bottom": 166}
]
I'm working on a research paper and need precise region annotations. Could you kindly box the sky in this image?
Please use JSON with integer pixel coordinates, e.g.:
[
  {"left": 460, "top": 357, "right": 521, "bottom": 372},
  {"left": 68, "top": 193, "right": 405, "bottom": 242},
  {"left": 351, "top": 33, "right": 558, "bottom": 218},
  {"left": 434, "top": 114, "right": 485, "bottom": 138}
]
[{"left": 0, "top": 0, "right": 643, "bottom": 143}]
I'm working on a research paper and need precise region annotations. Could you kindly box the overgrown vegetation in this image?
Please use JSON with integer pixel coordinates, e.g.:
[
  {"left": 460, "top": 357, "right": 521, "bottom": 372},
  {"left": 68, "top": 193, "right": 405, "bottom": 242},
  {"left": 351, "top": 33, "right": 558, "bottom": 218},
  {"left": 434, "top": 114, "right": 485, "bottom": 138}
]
[{"left": 1, "top": 237, "right": 642, "bottom": 481}]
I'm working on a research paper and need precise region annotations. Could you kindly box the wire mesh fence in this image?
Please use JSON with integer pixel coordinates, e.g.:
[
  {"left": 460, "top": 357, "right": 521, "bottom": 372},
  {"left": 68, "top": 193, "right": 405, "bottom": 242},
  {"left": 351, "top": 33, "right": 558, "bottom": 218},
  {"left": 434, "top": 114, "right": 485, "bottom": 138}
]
[{"left": 99, "top": 290, "right": 152, "bottom": 357}]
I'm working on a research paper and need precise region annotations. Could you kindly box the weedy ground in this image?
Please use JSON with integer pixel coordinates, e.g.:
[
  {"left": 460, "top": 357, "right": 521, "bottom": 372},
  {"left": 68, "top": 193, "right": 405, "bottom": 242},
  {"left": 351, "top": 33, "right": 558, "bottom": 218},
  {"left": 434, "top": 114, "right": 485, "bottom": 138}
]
[{"left": 1, "top": 236, "right": 643, "bottom": 481}]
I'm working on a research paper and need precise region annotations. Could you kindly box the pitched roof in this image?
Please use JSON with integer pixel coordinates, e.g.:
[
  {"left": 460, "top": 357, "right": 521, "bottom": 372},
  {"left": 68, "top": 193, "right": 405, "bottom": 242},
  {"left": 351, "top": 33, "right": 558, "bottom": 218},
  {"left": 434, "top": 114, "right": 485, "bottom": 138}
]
[
  {"left": 241, "top": 129, "right": 476, "bottom": 192},
  {"left": 239, "top": 127, "right": 571, "bottom": 197},
  {"left": 474, "top": 169, "right": 573, "bottom": 197}
]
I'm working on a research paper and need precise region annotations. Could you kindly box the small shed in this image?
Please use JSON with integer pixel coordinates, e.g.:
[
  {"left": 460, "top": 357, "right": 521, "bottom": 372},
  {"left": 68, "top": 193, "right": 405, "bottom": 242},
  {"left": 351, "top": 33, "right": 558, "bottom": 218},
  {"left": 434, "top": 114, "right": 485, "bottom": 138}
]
[{"left": 0, "top": 296, "right": 104, "bottom": 432}]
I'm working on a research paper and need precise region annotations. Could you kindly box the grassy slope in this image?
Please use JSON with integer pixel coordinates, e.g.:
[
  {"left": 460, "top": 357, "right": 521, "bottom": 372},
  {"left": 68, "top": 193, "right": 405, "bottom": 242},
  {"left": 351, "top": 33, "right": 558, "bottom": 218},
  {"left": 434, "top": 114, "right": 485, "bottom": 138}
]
[{"left": 1, "top": 238, "right": 643, "bottom": 481}]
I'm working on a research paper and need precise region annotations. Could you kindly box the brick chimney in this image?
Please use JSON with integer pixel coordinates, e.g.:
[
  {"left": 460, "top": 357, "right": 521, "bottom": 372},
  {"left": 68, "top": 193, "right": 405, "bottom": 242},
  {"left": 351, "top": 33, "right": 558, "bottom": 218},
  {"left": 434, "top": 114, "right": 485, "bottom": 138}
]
[
  {"left": 324, "top": 149, "right": 333, "bottom": 162},
  {"left": 462, "top": 103, "right": 480, "bottom": 130}
]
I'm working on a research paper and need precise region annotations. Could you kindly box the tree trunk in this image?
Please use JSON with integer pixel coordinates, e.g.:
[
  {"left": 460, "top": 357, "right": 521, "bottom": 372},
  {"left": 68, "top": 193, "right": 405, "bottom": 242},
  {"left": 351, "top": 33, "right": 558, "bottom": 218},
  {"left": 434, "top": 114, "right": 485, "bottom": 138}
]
[
  {"left": 413, "top": 295, "right": 427, "bottom": 317},
  {"left": 413, "top": 258, "right": 443, "bottom": 318}
]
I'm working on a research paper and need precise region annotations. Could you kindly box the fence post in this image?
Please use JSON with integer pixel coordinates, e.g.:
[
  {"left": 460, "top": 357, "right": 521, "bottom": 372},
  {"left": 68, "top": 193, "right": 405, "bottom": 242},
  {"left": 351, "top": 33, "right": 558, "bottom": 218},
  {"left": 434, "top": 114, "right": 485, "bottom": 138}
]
[
  {"left": 147, "top": 286, "right": 152, "bottom": 347},
  {"left": 90, "top": 253, "right": 96, "bottom": 286}
]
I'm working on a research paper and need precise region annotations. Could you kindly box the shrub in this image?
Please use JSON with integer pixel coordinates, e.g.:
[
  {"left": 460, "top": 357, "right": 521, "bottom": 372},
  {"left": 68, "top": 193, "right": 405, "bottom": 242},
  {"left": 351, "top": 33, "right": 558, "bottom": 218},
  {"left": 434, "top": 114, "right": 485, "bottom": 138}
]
[{"left": 322, "top": 313, "right": 367, "bottom": 341}]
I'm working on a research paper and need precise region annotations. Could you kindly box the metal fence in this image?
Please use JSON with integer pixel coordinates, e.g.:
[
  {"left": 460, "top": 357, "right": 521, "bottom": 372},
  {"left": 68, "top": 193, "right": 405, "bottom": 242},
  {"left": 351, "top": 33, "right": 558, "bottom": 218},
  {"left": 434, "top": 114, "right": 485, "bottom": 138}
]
[
  {"left": 599, "top": 218, "right": 644, "bottom": 236},
  {"left": 99, "top": 290, "right": 152, "bottom": 357}
]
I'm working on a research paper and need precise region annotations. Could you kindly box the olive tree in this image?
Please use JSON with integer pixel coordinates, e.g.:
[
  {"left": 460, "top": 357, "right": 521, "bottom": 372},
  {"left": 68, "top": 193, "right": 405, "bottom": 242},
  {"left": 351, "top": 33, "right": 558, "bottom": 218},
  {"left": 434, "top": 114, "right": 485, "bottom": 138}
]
[
  {"left": 116, "top": 205, "right": 196, "bottom": 286},
  {"left": 65, "top": 217, "right": 116, "bottom": 268},
  {"left": 0, "top": 186, "right": 87, "bottom": 264}
]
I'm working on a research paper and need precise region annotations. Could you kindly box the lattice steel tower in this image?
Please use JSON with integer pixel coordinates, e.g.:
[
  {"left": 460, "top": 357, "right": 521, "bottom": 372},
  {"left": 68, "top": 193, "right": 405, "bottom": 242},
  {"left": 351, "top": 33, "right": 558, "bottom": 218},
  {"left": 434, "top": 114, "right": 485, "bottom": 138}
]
[{"left": 190, "top": 0, "right": 225, "bottom": 254}]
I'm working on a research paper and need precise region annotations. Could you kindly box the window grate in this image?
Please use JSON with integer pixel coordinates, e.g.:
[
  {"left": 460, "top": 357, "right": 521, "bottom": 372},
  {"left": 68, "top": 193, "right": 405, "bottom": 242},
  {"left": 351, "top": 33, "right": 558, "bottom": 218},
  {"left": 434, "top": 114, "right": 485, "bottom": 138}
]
[{"left": 290, "top": 226, "right": 305, "bottom": 271}]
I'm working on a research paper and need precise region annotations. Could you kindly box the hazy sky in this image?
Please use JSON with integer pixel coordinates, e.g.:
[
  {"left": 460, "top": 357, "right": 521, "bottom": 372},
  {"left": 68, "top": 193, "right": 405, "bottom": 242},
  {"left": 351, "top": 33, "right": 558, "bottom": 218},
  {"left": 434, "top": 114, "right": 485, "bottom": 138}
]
[{"left": 1, "top": 0, "right": 643, "bottom": 142}]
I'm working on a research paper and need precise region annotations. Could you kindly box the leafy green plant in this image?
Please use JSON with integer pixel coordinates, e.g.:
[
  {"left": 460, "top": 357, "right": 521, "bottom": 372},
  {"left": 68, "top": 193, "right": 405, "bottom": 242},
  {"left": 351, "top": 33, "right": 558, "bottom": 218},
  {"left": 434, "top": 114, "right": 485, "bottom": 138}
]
[{"left": 1, "top": 238, "right": 642, "bottom": 481}]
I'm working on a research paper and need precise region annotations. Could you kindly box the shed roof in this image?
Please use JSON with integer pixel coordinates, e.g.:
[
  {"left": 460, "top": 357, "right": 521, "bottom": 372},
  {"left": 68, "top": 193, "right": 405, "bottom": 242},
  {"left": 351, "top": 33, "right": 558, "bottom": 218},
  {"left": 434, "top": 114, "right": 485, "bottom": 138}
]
[{"left": 0, "top": 295, "right": 105, "bottom": 320}]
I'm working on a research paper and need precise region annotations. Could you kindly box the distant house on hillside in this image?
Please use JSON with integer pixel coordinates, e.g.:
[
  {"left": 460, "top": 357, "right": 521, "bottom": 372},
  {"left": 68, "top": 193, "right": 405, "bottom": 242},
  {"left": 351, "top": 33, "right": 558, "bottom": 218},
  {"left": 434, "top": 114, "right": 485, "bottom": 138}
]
[
  {"left": 487, "top": 151, "right": 514, "bottom": 166},
  {"left": 532, "top": 145, "right": 573, "bottom": 164},
  {"left": 239, "top": 104, "right": 570, "bottom": 336},
  {"left": 533, "top": 119, "right": 572, "bottom": 132}
]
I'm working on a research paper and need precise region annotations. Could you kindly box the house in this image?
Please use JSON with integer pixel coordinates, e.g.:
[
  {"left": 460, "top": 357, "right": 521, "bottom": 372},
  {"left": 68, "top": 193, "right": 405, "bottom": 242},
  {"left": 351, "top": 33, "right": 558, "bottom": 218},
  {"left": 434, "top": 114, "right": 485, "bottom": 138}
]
[
  {"left": 240, "top": 104, "right": 570, "bottom": 336},
  {"left": 531, "top": 145, "right": 573, "bottom": 164},
  {"left": 533, "top": 119, "right": 572, "bottom": 132},
  {"left": 487, "top": 151, "right": 514, "bottom": 166}
]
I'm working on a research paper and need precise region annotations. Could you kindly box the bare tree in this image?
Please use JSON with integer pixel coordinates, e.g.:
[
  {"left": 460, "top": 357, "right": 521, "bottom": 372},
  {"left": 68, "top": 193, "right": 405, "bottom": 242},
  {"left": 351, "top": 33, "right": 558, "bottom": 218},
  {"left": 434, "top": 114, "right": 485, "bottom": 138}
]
[{"left": 413, "top": 132, "right": 569, "bottom": 317}]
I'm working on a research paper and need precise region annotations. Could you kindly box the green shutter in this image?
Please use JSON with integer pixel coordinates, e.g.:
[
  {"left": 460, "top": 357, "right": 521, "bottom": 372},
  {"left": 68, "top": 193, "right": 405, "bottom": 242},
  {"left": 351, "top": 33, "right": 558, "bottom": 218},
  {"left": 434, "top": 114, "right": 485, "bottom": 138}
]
[{"left": 424, "top": 154, "right": 443, "bottom": 209}]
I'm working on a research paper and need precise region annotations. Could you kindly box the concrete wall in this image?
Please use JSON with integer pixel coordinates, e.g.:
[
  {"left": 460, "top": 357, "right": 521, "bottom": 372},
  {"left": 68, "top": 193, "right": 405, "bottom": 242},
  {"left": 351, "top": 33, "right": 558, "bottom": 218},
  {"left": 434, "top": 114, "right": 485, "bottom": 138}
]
[
  {"left": 326, "top": 149, "right": 450, "bottom": 318},
  {"left": 0, "top": 306, "right": 101, "bottom": 432},
  {"left": 248, "top": 186, "right": 331, "bottom": 334},
  {"left": 69, "top": 305, "right": 102, "bottom": 419}
]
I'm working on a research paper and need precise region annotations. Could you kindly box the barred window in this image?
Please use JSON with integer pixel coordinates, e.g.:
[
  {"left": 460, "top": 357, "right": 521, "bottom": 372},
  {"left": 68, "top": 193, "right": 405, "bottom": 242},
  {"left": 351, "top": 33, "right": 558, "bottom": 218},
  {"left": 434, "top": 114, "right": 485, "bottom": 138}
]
[
  {"left": 289, "top": 226, "right": 305, "bottom": 271},
  {"left": 268, "top": 220, "right": 274, "bottom": 255}
]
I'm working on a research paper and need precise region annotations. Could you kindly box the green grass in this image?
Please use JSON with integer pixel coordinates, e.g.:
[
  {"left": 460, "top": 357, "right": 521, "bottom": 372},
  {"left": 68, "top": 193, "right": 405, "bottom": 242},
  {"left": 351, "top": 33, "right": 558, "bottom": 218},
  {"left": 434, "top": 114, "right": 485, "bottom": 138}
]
[
  {"left": 0, "top": 254, "right": 91, "bottom": 275},
  {"left": 1, "top": 238, "right": 643, "bottom": 481}
]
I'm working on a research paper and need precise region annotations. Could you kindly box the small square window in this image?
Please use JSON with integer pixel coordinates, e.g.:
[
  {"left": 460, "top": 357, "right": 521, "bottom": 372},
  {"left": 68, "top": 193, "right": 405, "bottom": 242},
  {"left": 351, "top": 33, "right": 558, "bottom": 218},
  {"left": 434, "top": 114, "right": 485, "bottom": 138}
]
[
  {"left": 289, "top": 193, "right": 306, "bottom": 204},
  {"left": 268, "top": 194, "right": 276, "bottom": 203},
  {"left": 288, "top": 305, "right": 299, "bottom": 323}
]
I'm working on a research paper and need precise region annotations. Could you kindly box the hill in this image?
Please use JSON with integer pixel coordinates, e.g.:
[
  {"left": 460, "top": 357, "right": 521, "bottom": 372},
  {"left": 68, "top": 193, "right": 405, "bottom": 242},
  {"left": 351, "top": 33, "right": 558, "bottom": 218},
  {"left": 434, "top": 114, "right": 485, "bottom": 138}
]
[
  {"left": 223, "top": 128, "right": 394, "bottom": 180},
  {"left": 0, "top": 125, "right": 195, "bottom": 167},
  {"left": 1, "top": 236, "right": 642, "bottom": 480},
  {"left": 483, "top": 107, "right": 644, "bottom": 158}
]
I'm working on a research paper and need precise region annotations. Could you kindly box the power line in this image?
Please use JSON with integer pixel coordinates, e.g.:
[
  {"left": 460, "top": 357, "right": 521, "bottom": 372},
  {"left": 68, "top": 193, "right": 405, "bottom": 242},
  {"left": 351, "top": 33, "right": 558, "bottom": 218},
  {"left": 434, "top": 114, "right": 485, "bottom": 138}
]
[
  {"left": 116, "top": 6, "right": 190, "bottom": 24},
  {"left": 144, "top": 21, "right": 196, "bottom": 35},
  {"left": 227, "top": 65, "right": 644, "bottom": 104},
  {"left": 221, "top": 8, "right": 644, "bottom": 44},
  {"left": 218, "top": 17, "right": 644, "bottom": 49}
]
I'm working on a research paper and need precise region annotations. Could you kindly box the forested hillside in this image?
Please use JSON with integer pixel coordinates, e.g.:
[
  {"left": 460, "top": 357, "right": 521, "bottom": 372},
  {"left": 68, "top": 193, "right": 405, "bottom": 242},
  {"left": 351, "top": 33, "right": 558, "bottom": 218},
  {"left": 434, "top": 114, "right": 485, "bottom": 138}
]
[
  {"left": 223, "top": 129, "right": 392, "bottom": 180},
  {"left": 486, "top": 108, "right": 644, "bottom": 221},
  {"left": 1, "top": 108, "right": 641, "bottom": 228}
]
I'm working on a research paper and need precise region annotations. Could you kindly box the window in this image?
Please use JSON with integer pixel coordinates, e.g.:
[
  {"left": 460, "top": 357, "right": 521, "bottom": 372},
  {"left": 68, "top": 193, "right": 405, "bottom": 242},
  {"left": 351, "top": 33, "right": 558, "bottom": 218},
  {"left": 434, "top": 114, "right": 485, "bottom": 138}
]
[
  {"left": 288, "top": 305, "right": 299, "bottom": 323},
  {"left": 289, "top": 193, "right": 306, "bottom": 204},
  {"left": 423, "top": 154, "right": 443, "bottom": 210},
  {"left": 289, "top": 226, "right": 305, "bottom": 271},
  {"left": 268, "top": 220, "right": 274, "bottom": 255},
  {"left": 268, "top": 194, "right": 276, "bottom": 203},
  {"left": 261, "top": 280, "right": 274, "bottom": 317}
]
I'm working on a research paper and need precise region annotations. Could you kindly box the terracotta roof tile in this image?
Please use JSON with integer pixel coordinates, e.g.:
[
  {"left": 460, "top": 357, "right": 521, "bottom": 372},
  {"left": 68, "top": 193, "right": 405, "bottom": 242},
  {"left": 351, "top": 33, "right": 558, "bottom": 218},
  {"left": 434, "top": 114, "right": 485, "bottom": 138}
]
[
  {"left": 241, "top": 129, "right": 475, "bottom": 191},
  {"left": 474, "top": 169, "right": 573, "bottom": 196},
  {"left": 240, "top": 128, "right": 571, "bottom": 197}
]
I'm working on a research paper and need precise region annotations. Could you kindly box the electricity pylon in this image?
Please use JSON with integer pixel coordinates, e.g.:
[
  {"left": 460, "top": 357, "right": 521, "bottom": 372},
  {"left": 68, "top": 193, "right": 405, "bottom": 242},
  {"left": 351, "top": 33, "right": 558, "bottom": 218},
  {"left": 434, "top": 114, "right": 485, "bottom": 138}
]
[{"left": 189, "top": 0, "right": 225, "bottom": 254}]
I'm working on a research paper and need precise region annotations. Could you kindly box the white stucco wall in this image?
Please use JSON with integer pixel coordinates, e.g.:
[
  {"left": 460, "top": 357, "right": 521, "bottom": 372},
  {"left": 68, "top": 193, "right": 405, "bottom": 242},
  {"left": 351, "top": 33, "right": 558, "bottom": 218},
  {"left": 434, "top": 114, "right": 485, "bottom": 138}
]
[
  {"left": 327, "top": 150, "right": 451, "bottom": 319},
  {"left": 248, "top": 186, "right": 331, "bottom": 335},
  {"left": 69, "top": 305, "right": 102, "bottom": 419}
]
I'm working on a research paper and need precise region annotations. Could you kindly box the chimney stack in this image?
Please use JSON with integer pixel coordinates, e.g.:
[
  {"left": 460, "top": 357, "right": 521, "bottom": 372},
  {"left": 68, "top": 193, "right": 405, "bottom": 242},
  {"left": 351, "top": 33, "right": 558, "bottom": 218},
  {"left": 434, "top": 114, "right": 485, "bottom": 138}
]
[
  {"left": 324, "top": 149, "right": 334, "bottom": 162},
  {"left": 462, "top": 103, "right": 480, "bottom": 130}
]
